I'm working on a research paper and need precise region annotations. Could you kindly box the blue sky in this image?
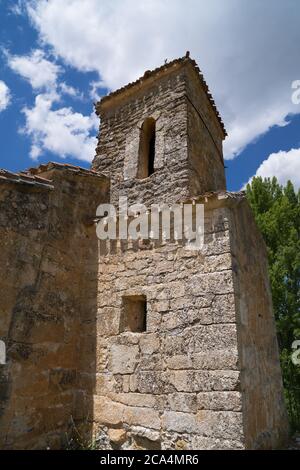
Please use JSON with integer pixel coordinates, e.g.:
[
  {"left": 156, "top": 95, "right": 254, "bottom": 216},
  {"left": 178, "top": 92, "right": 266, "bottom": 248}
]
[{"left": 0, "top": 0, "right": 300, "bottom": 191}]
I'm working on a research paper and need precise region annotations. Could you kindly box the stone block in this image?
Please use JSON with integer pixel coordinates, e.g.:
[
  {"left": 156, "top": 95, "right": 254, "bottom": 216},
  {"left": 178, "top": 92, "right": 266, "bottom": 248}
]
[
  {"left": 162, "top": 324, "right": 238, "bottom": 355},
  {"left": 107, "top": 392, "right": 157, "bottom": 408},
  {"left": 130, "top": 371, "right": 172, "bottom": 394},
  {"left": 166, "top": 350, "right": 239, "bottom": 370},
  {"left": 188, "top": 271, "right": 234, "bottom": 296},
  {"left": 162, "top": 410, "right": 244, "bottom": 440},
  {"left": 108, "top": 428, "right": 127, "bottom": 445},
  {"left": 139, "top": 334, "right": 160, "bottom": 354},
  {"left": 123, "top": 406, "right": 161, "bottom": 430},
  {"left": 93, "top": 396, "right": 124, "bottom": 426},
  {"left": 167, "top": 393, "right": 198, "bottom": 413},
  {"left": 169, "top": 370, "right": 240, "bottom": 392},
  {"left": 197, "top": 391, "right": 242, "bottom": 411},
  {"left": 108, "top": 344, "right": 139, "bottom": 374}
]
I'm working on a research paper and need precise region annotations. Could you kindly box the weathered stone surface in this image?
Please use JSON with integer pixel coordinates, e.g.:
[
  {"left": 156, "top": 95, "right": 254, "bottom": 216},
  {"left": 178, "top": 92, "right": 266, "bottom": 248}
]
[
  {"left": 93, "top": 396, "right": 124, "bottom": 426},
  {"left": 139, "top": 334, "right": 160, "bottom": 355},
  {"left": 129, "top": 371, "right": 172, "bottom": 394},
  {"left": 188, "top": 271, "right": 234, "bottom": 296},
  {"left": 107, "top": 392, "right": 158, "bottom": 408},
  {"left": 0, "top": 164, "right": 109, "bottom": 449},
  {"left": 167, "top": 393, "right": 198, "bottom": 413},
  {"left": 161, "top": 410, "right": 244, "bottom": 440},
  {"left": 129, "top": 426, "right": 160, "bottom": 443},
  {"left": 108, "top": 344, "right": 139, "bottom": 374},
  {"left": 166, "top": 350, "right": 239, "bottom": 370},
  {"left": 108, "top": 428, "right": 127, "bottom": 445},
  {"left": 123, "top": 406, "right": 160, "bottom": 430},
  {"left": 93, "top": 198, "right": 288, "bottom": 449},
  {"left": 191, "top": 436, "right": 245, "bottom": 450},
  {"left": 163, "top": 324, "right": 238, "bottom": 354},
  {"left": 197, "top": 391, "right": 242, "bottom": 411},
  {"left": 169, "top": 370, "right": 240, "bottom": 392}
]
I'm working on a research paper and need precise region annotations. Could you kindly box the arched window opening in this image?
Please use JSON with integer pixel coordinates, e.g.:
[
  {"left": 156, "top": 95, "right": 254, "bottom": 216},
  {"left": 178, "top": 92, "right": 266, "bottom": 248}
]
[{"left": 137, "top": 117, "right": 156, "bottom": 179}]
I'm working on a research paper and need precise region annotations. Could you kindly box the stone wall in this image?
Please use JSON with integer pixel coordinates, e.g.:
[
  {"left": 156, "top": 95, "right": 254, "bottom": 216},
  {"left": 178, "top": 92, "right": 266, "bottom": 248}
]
[
  {"left": 94, "top": 67, "right": 189, "bottom": 207},
  {"left": 0, "top": 164, "right": 109, "bottom": 449},
  {"left": 185, "top": 63, "right": 226, "bottom": 196},
  {"left": 93, "top": 193, "right": 288, "bottom": 450},
  {"left": 230, "top": 200, "right": 289, "bottom": 449}
]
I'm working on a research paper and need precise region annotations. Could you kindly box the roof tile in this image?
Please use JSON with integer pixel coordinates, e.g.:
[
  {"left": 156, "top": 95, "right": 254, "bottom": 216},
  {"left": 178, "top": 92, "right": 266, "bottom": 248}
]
[{"left": 97, "top": 54, "right": 226, "bottom": 136}]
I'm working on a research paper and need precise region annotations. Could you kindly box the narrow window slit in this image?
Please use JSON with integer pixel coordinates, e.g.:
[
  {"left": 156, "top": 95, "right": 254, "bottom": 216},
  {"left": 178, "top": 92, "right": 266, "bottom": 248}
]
[{"left": 137, "top": 117, "right": 156, "bottom": 179}]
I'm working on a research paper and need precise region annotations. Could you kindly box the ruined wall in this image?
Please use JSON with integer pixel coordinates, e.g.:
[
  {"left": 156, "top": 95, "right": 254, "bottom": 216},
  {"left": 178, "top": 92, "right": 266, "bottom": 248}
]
[
  {"left": 93, "top": 194, "right": 289, "bottom": 450},
  {"left": 0, "top": 165, "right": 109, "bottom": 449},
  {"left": 230, "top": 200, "right": 289, "bottom": 449}
]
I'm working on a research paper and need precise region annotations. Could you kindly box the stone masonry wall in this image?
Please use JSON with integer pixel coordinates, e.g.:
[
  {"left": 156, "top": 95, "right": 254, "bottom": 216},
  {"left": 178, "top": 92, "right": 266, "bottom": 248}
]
[
  {"left": 93, "top": 68, "right": 189, "bottom": 207},
  {"left": 93, "top": 194, "right": 289, "bottom": 450},
  {"left": 230, "top": 200, "right": 289, "bottom": 449},
  {"left": 185, "top": 64, "right": 226, "bottom": 196},
  {"left": 95, "top": 198, "right": 241, "bottom": 450},
  {"left": 0, "top": 165, "right": 109, "bottom": 449}
]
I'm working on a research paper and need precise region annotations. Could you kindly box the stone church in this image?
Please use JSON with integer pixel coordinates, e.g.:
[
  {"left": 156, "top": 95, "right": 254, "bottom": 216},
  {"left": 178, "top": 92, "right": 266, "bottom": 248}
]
[{"left": 0, "top": 54, "right": 289, "bottom": 449}]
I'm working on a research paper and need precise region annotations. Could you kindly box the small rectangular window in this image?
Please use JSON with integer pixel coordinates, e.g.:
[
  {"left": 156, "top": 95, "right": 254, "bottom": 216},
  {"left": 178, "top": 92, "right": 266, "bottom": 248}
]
[{"left": 121, "top": 295, "right": 147, "bottom": 333}]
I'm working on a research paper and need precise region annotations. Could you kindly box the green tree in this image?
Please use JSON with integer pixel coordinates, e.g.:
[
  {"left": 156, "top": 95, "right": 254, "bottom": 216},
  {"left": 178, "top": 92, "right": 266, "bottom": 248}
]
[{"left": 246, "top": 176, "right": 300, "bottom": 429}]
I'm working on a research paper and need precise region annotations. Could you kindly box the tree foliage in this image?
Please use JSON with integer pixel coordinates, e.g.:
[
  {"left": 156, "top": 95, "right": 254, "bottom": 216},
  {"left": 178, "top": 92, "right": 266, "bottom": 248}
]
[{"left": 246, "top": 176, "right": 300, "bottom": 429}]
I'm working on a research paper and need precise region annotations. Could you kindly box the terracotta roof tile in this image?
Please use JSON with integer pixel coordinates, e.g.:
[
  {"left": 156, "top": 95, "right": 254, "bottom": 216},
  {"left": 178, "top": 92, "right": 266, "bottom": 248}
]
[
  {"left": 97, "top": 53, "right": 227, "bottom": 136},
  {"left": 25, "top": 161, "right": 106, "bottom": 179},
  {"left": 0, "top": 169, "right": 53, "bottom": 189}
]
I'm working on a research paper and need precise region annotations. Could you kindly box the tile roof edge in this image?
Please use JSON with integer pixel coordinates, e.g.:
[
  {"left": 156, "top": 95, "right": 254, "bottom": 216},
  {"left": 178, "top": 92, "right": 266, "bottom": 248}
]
[
  {"left": 0, "top": 169, "right": 54, "bottom": 189},
  {"left": 24, "top": 162, "right": 107, "bottom": 178},
  {"left": 96, "top": 53, "right": 227, "bottom": 137}
]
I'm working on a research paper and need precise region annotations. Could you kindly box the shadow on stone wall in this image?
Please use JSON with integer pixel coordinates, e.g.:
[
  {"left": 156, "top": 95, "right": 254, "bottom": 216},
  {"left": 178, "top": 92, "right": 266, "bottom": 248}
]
[{"left": 0, "top": 164, "right": 109, "bottom": 449}]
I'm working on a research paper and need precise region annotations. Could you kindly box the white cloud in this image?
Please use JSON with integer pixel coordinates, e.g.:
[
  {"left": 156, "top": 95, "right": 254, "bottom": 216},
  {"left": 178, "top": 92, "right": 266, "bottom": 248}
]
[
  {"left": 246, "top": 148, "right": 300, "bottom": 190},
  {"left": 89, "top": 80, "right": 106, "bottom": 102},
  {"left": 25, "top": 0, "right": 300, "bottom": 159},
  {"left": 8, "top": 49, "right": 60, "bottom": 91},
  {"left": 22, "top": 93, "right": 97, "bottom": 162},
  {"left": 0, "top": 81, "right": 11, "bottom": 112},
  {"left": 7, "top": 48, "right": 94, "bottom": 162},
  {"left": 8, "top": 48, "right": 83, "bottom": 100},
  {"left": 8, "top": 1, "right": 25, "bottom": 16},
  {"left": 59, "top": 82, "right": 82, "bottom": 99}
]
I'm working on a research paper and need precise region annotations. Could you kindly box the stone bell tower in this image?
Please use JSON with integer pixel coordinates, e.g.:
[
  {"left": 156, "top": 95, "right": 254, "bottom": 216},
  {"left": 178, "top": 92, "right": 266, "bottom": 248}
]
[
  {"left": 92, "top": 53, "right": 226, "bottom": 205},
  {"left": 91, "top": 55, "right": 289, "bottom": 450}
]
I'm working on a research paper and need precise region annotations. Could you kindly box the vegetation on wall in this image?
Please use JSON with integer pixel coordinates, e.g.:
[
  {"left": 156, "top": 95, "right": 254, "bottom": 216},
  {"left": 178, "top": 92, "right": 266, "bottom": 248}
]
[{"left": 246, "top": 176, "right": 300, "bottom": 430}]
